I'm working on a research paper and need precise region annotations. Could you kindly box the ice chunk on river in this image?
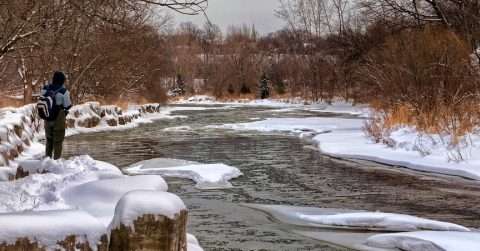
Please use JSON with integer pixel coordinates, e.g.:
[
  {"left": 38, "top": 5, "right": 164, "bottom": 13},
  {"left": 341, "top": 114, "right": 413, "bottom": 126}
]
[
  {"left": 213, "top": 117, "right": 362, "bottom": 135},
  {"left": 298, "top": 212, "right": 470, "bottom": 232},
  {"left": 126, "top": 158, "right": 243, "bottom": 189},
  {"left": 244, "top": 204, "right": 469, "bottom": 232},
  {"left": 366, "top": 231, "right": 480, "bottom": 251}
]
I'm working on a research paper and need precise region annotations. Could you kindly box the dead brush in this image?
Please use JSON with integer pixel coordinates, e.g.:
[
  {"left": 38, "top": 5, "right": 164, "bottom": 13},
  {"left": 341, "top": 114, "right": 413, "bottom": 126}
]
[
  {"left": 360, "top": 27, "right": 480, "bottom": 160},
  {"left": 364, "top": 104, "right": 414, "bottom": 146}
]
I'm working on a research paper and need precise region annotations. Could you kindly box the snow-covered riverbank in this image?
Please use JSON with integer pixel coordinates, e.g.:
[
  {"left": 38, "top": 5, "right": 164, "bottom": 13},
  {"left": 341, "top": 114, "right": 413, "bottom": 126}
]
[
  {"left": 2, "top": 99, "right": 480, "bottom": 251},
  {"left": 191, "top": 96, "right": 480, "bottom": 181},
  {"left": 0, "top": 103, "right": 207, "bottom": 251}
]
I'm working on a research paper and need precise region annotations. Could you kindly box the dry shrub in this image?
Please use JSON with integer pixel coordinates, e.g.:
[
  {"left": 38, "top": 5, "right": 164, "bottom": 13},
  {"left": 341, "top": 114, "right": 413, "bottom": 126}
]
[
  {"left": 361, "top": 26, "right": 480, "bottom": 146},
  {"left": 364, "top": 104, "right": 414, "bottom": 145}
]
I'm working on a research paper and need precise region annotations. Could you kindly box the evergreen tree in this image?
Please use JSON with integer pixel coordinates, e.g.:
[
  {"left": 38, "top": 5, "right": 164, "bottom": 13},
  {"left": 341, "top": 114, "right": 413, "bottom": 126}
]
[
  {"left": 259, "top": 74, "right": 270, "bottom": 99},
  {"left": 175, "top": 74, "right": 186, "bottom": 96}
]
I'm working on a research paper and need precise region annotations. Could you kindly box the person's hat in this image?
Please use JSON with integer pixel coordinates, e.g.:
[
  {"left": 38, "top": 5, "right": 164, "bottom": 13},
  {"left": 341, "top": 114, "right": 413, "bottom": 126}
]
[{"left": 52, "top": 71, "right": 66, "bottom": 86}]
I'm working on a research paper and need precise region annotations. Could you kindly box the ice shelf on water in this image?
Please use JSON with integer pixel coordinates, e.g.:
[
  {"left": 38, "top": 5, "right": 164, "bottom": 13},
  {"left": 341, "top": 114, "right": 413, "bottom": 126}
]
[
  {"left": 243, "top": 204, "right": 468, "bottom": 232},
  {"left": 298, "top": 212, "right": 469, "bottom": 232},
  {"left": 125, "top": 158, "right": 243, "bottom": 189},
  {"left": 245, "top": 204, "right": 472, "bottom": 251},
  {"left": 213, "top": 117, "right": 362, "bottom": 135},
  {"left": 366, "top": 231, "right": 480, "bottom": 251}
]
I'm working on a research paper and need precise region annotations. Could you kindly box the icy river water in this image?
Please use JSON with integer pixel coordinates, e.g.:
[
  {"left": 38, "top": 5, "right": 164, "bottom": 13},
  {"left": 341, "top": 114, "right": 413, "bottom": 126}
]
[{"left": 63, "top": 105, "right": 480, "bottom": 251}]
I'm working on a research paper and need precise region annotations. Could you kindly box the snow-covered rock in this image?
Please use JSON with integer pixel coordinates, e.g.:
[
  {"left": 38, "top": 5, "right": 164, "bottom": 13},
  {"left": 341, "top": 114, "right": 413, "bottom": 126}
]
[
  {"left": 126, "top": 158, "right": 243, "bottom": 189},
  {"left": 0, "top": 104, "right": 41, "bottom": 167},
  {"left": 63, "top": 175, "right": 168, "bottom": 226},
  {"left": 66, "top": 102, "right": 163, "bottom": 135},
  {"left": 0, "top": 155, "right": 195, "bottom": 251},
  {"left": 109, "top": 191, "right": 188, "bottom": 251},
  {"left": 0, "top": 156, "right": 122, "bottom": 213},
  {"left": 0, "top": 210, "right": 107, "bottom": 251},
  {"left": 109, "top": 190, "right": 186, "bottom": 230},
  {"left": 366, "top": 231, "right": 480, "bottom": 251}
]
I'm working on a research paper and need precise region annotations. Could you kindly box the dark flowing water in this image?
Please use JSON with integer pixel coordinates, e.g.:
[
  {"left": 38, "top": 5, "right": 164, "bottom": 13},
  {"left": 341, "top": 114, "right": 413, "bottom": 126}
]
[{"left": 63, "top": 105, "right": 480, "bottom": 251}]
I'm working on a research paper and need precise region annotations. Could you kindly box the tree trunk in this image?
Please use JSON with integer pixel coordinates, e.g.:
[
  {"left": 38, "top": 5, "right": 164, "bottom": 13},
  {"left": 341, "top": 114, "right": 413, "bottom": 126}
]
[{"left": 23, "top": 82, "right": 33, "bottom": 104}]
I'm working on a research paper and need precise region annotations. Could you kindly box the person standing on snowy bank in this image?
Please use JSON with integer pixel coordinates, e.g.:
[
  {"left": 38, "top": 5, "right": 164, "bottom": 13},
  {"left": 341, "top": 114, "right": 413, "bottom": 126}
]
[{"left": 39, "top": 72, "right": 72, "bottom": 160}]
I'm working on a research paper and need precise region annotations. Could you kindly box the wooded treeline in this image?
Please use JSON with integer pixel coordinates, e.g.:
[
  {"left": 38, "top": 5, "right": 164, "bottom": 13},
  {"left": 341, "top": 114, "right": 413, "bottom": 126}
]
[
  {"left": 2, "top": 0, "right": 480, "bottom": 143},
  {"left": 164, "top": 0, "right": 480, "bottom": 146},
  {"left": 0, "top": 0, "right": 205, "bottom": 105},
  {"left": 272, "top": 0, "right": 480, "bottom": 144}
]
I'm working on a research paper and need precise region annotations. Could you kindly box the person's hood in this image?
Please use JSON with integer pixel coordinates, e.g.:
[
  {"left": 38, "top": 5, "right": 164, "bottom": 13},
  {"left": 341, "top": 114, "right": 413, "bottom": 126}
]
[{"left": 52, "top": 71, "right": 66, "bottom": 86}]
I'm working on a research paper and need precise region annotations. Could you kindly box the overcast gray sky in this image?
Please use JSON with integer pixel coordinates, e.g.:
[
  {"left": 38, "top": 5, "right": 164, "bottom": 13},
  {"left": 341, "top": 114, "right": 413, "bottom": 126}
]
[{"left": 172, "top": 0, "right": 285, "bottom": 34}]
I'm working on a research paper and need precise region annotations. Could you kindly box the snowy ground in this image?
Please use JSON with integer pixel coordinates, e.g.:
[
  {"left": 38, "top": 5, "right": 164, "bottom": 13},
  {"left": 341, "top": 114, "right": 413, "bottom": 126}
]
[
  {"left": 0, "top": 104, "right": 211, "bottom": 251},
  {"left": 0, "top": 155, "right": 203, "bottom": 251}
]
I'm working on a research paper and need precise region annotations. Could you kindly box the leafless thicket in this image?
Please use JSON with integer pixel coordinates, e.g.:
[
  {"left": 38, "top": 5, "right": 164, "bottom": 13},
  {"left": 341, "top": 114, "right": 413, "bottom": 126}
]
[
  {"left": 0, "top": 0, "right": 206, "bottom": 104},
  {"left": 2, "top": 0, "right": 480, "bottom": 145}
]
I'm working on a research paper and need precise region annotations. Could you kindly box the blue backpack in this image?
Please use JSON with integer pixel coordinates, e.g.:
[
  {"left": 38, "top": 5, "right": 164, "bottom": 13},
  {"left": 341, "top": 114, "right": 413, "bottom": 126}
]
[{"left": 37, "top": 85, "right": 66, "bottom": 121}]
